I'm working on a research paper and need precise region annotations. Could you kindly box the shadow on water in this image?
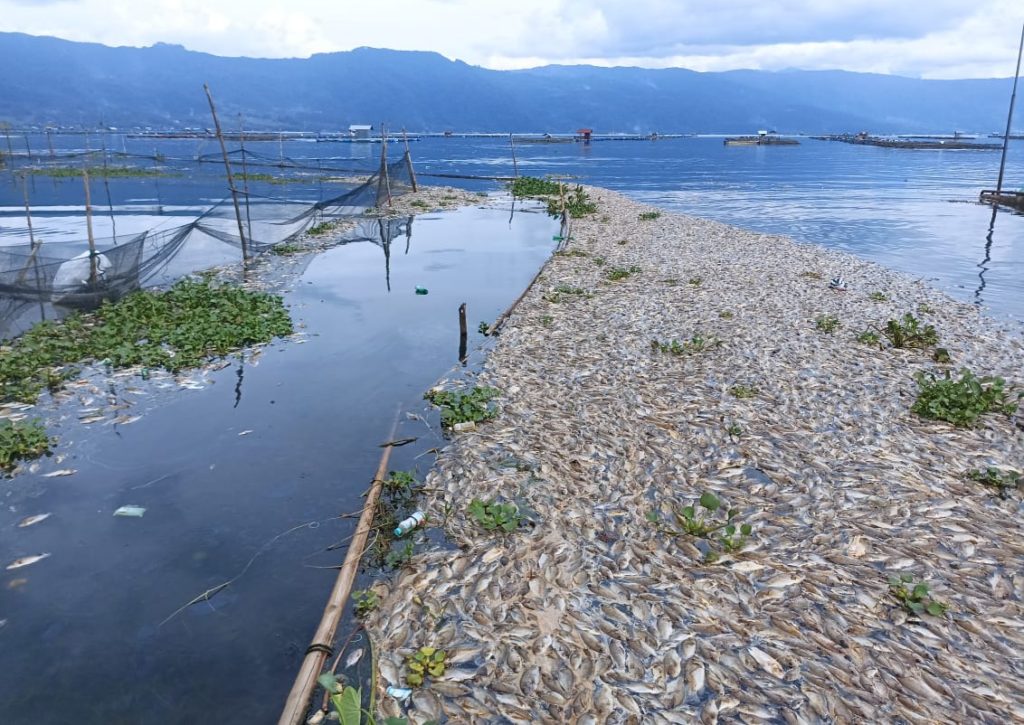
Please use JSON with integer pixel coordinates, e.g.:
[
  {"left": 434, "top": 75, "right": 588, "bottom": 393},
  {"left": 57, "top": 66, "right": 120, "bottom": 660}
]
[{"left": 0, "top": 202, "right": 556, "bottom": 725}]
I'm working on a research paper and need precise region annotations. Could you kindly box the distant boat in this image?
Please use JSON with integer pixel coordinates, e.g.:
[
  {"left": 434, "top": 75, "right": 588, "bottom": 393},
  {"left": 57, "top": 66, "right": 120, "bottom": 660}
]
[{"left": 724, "top": 131, "right": 799, "bottom": 147}]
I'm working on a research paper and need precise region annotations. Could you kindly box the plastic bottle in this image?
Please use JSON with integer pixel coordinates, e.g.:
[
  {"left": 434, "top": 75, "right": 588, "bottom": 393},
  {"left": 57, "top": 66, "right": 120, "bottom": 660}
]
[{"left": 394, "top": 511, "right": 426, "bottom": 537}]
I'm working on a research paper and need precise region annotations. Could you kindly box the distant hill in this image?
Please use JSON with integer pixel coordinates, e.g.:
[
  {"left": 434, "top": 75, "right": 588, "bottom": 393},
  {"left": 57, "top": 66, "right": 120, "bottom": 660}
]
[{"left": 0, "top": 32, "right": 1015, "bottom": 134}]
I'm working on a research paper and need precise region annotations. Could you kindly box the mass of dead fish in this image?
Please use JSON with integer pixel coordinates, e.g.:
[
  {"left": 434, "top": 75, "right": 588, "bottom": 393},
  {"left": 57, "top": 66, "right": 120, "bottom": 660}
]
[{"left": 363, "top": 188, "right": 1024, "bottom": 724}]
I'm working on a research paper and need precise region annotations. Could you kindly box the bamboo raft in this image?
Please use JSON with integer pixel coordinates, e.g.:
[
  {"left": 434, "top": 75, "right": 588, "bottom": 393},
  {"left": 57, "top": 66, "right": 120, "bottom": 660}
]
[
  {"left": 980, "top": 189, "right": 1024, "bottom": 211},
  {"left": 724, "top": 136, "right": 800, "bottom": 146},
  {"left": 816, "top": 134, "right": 1000, "bottom": 150}
]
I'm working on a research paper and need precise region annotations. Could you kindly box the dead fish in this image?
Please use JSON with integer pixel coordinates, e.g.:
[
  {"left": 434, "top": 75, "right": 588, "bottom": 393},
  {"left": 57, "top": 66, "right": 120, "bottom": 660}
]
[
  {"left": 344, "top": 648, "right": 363, "bottom": 669},
  {"left": 42, "top": 469, "right": 76, "bottom": 478},
  {"left": 6, "top": 553, "right": 51, "bottom": 570},
  {"left": 17, "top": 513, "right": 52, "bottom": 528},
  {"left": 749, "top": 646, "right": 785, "bottom": 679}
]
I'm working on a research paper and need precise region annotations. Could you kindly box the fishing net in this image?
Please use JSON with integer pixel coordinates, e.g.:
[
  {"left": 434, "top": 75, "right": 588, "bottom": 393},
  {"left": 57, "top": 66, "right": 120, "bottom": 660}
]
[{"left": 0, "top": 143, "right": 417, "bottom": 336}]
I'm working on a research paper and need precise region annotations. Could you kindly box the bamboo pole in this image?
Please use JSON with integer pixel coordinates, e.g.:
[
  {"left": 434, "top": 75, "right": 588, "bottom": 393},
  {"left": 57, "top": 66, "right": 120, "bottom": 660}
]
[
  {"left": 46, "top": 128, "right": 55, "bottom": 158},
  {"left": 995, "top": 22, "right": 1024, "bottom": 198},
  {"left": 458, "top": 302, "right": 468, "bottom": 363},
  {"left": 402, "top": 128, "right": 417, "bottom": 192},
  {"left": 17, "top": 175, "right": 47, "bottom": 320},
  {"left": 82, "top": 169, "right": 98, "bottom": 286},
  {"left": 203, "top": 83, "right": 250, "bottom": 261},
  {"left": 509, "top": 133, "right": 519, "bottom": 178},
  {"left": 278, "top": 413, "right": 401, "bottom": 725},
  {"left": 379, "top": 123, "right": 392, "bottom": 207}
]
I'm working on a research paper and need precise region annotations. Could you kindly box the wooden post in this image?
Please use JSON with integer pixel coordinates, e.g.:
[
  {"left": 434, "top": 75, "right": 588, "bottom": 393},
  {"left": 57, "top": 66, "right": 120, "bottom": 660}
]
[
  {"left": 996, "top": 22, "right": 1024, "bottom": 198},
  {"left": 279, "top": 132, "right": 285, "bottom": 167},
  {"left": 18, "top": 175, "right": 47, "bottom": 319},
  {"left": 402, "top": 128, "right": 418, "bottom": 192},
  {"left": 1, "top": 122, "right": 13, "bottom": 161},
  {"left": 82, "top": 169, "right": 99, "bottom": 286},
  {"left": 458, "top": 302, "right": 468, "bottom": 363},
  {"left": 277, "top": 414, "right": 400, "bottom": 725},
  {"left": 23, "top": 134, "right": 32, "bottom": 161},
  {"left": 509, "top": 133, "right": 519, "bottom": 178},
  {"left": 203, "top": 83, "right": 250, "bottom": 261},
  {"left": 46, "top": 128, "right": 55, "bottom": 158},
  {"left": 381, "top": 124, "right": 392, "bottom": 206}
]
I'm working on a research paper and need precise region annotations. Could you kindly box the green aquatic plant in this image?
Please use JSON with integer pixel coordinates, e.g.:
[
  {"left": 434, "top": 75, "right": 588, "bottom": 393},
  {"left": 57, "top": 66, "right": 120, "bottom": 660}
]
[
  {"left": 542, "top": 284, "right": 590, "bottom": 303},
  {"left": 593, "top": 256, "right": 606, "bottom": 266},
  {"left": 726, "top": 423, "right": 743, "bottom": 437},
  {"left": 883, "top": 313, "right": 938, "bottom": 349},
  {"left": 554, "top": 249, "right": 588, "bottom": 258},
  {"left": 0, "top": 278, "right": 292, "bottom": 404},
  {"left": 815, "top": 315, "right": 840, "bottom": 333},
  {"left": 352, "top": 589, "right": 379, "bottom": 618},
  {"left": 647, "top": 491, "right": 753, "bottom": 562},
  {"left": 933, "top": 347, "right": 952, "bottom": 364},
  {"left": 651, "top": 333, "right": 720, "bottom": 355},
  {"left": 719, "top": 310, "right": 734, "bottom": 319},
  {"left": 967, "top": 467, "right": 1022, "bottom": 497},
  {"left": 0, "top": 419, "right": 52, "bottom": 472},
  {"left": 605, "top": 265, "right": 641, "bottom": 281},
  {"left": 638, "top": 211, "right": 661, "bottom": 221},
  {"left": 424, "top": 386, "right": 500, "bottom": 426},
  {"left": 478, "top": 321, "right": 490, "bottom": 336},
  {"left": 912, "top": 369, "right": 1018, "bottom": 427},
  {"left": 888, "top": 574, "right": 947, "bottom": 617},
  {"left": 540, "top": 315, "right": 554, "bottom": 327},
  {"left": 800, "top": 271, "right": 824, "bottom": 280},
  {"left": 548, "top": 185, "right": 597, "bottom": 218},
  {"left": 918, "top": 303, "right": 934, "bottom": 314},
  {"left": 688, "top": 277, "right": 703, "bottom": 287},
  {"left": 617, "top": 239, "right": 629, "bottom": 245},
  {"left": 29, "top": 166, "right": 172, "bottom": 179},
  {"left": 467, "top": 498, "right": 521, "bottom": 532},
  {"left": 857, "top": 330, "right": 881, "bottom": 346},
  {"left": 410, "top": 199, "right": 430, "bottom": 209},
  {"left": 869, "top": 291, "right": 888, "bottom": 302},
  {"left": 406, "top": 646, "right": 447, "bottom": 687},
  {"left": 383, "top": 470, "right": 419, "bottom": 496},
  {"left": 385, "top": 540, "right": 415, "bottom": 569},
  {"left": 307, "top": 221, "right": 340, "bottom": 237},
  {"left": 270, "top": 242, "right": 304, "bottom": 256},
  {"left": 510, "top": 176, "right": 561, "bottom": 198},
  {"left": 729, "top": 384, "right": 759, "bottom": 399}
]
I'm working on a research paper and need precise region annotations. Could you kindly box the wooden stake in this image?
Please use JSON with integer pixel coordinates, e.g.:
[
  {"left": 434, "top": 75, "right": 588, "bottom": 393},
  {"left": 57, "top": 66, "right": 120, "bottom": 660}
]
[
  {"left": 46, "top": 128, "right": 55, "bottom": 158},
  {"left": 239, "top": 114, "right": 253, "bottom": 241},
  {"left": 277, "top": 412, "right": 401, "bottom": 725},
  {"left": 82, "top": 169, "right": 98, "bottom": 286},
  {"left": 380, "top": 123, "right": 392, "bottom": 207},
  {"left": 509, "top": 133, "right": 519, "bottom": 178},
  {"left": 402, "top": 128, "right": 418, "bottom": 192},
  {"left": 458, "top": 302, "right": 468, "bottom": 363},
  {"left": 203, "top": 83, "right": 250, "bottom": 261}
]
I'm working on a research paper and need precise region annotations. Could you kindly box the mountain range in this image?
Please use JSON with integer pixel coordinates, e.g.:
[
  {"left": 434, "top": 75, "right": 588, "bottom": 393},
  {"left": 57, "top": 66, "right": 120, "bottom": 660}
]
[{"left": 0, "top": 32, "right": 1016, "bottom": 134}]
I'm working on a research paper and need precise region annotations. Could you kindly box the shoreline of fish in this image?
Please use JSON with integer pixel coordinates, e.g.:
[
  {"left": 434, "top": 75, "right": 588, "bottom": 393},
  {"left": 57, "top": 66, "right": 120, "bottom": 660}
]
[{"left": 365, "top": 187, "right": 1024, "bottom": 723}]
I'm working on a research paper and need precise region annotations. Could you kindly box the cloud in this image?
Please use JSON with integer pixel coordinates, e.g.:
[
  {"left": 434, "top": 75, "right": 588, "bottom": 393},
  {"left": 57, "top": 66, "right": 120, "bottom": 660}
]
[{"left": 0, "top": 0, "right": 1020, "bottom": 78}]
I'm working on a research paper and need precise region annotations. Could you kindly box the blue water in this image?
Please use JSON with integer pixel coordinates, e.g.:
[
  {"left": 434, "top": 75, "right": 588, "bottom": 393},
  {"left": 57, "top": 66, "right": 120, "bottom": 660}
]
[{"left": 3, "top": 133, "right": 1022, "bottom": 318}]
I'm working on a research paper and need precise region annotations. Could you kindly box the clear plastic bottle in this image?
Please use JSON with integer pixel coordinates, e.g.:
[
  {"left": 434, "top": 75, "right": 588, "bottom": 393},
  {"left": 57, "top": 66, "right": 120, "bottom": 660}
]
[{"left": 394, "top": 511, "right": 426, "bottom": 537}]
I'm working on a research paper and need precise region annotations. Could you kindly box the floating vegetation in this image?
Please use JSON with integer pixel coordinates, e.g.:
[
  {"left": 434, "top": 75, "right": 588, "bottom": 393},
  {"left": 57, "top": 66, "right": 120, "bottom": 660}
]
[
  {"left": 424, "top": 386, "right": 500, "bottom": 427},
  {"left": 406, "top": 646, "right": 447, "bottom": 687},
  {"left": 548, "top": 185, "right": 597, "bottom": 218},
  {"left": 638, "top": 211, "right": 661, "bottom": 221},
  {"left": 647, "top": 491, "right": 753, "bottom": 563},
  {"left": 0, "top": 278, "right": 293, "bottom": 404},
  {"left": 29, "top": 166, "right": 173, "bottom": 179},
  {"left": 888, "top": 574, "right": 947, "bottom": 617},
  {"left": 539, "top": 315, "right": 553, "bottom": 327},
  {"left": 967, "top": 467, "right": 1022, "bottom": 497},
  {"left": 719, "top": 310, "right": 734, "bottom": 319},
  {"left": 554, "top": 249, "right": 588, "bottom": 258},
  {"left": 542, "top": 284, "right": 590, "bottom": 303},
  {"left": 933, "top": 347, "right": 952, "bottom": 363},
  {"left": 352, "top": 589, "right": 379, "bottom": 618},
  {"left": 270, "top": 242, "right": 304, "bottom": 256},
  {"left": 651, "top": 333, "right": 720, "bottom": 355},
  {"left": 726, "top": 423, "right": 743, "bottom": 437},
  {"left": 882, "top": 313, "right": 938, "bottom": 349},
  {"left": 467, "top": 498, "right": 521, "bottom": 532},
  {"left": 593, "top": 256, "right": 606, "bottom": 266},
  {"left": 815, "top": 315, "right": 841, "bottom": 333},
  {"left": 605, "top": 265, "right": 641, "bottom": 281},
  {"left": 307, "top": 221, "right": 341, "bottom": 237},
  {"left": 918, "top": 303, "right": 934, "bottom": 314},
  {"left": 857, "top": 330, "right": 881, "bottom": 346},
  {"left": 385, "top": 540, "right": 415, "bottom": 569},
  {"left": 869, "top": 291, "right": 889, "bottom": 302},
  {"left": 800, "top": 271, "right": 824, "bottom": 280},
  {"left": 478, "top": 321, "right": 490, "bottom": 336},
  {"left": 617, "top": 239, "right": 629, "bottom": 245},
  {"left": 912, "top": 369, "right": 1018, "bottom": 427},
  {"left": 688, "top": 277, "right": 703, "bottom": 286},
  {"left": 0, "top": 420, "right": 52, "bottom": 472},
  {"left": 729, "top": 384, "right": 759, "bottom": 399},
  {"left": 383, "top": 470, "right": 419, "bottom": 497},
  {"left": 410, "top": 200, "right": 430, "bottom": 209},
  {"left": 510, "top": 176, "right": 561, "bottom": 198}
]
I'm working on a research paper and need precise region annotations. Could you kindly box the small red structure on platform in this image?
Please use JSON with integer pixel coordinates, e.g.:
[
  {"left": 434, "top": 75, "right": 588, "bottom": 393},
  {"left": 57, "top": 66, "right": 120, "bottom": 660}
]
[{"left": 575, "top": 128, "right": 593, "bottom": 142}]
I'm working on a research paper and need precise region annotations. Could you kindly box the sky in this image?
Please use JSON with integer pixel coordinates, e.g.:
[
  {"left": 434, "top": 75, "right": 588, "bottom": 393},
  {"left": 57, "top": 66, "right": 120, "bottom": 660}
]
[{"left": 2, "top": 0, "right": 1022, "bottom": 79}]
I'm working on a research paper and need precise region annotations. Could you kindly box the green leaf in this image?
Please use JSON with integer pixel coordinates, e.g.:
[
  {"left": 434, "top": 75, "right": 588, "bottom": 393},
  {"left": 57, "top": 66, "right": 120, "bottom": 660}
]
[
  {"left": 724, "top": 524, "right": 736, "bottom": 536},
  {"left": 333, "top": 687, "right": 362, "bottom": 725},
  {"left": 433, "top": 650, "right": 446, "bottom": 662},
  {"left": 912, "top": 583, "right": 929, "bottom": 600},
  {"left": 405, "top": 672, "right": 423, "bottom": 687},
  {"left": 383, "top": 718, "right": 409, "bottom": 725},
  {"left": 740, "top": 523, "right": 752, "bottom": 536},
  {"left": 317, "top": 672, "right": 341, "bottom": 694},
  {"left": 428, "top": 663, "right": 445, "bottom": 677},
  {"left": 645, "top": 510, "right": 659, "bottom": 522},
  {"left": 908, "top": 601, "right": 925, "bottom": 614},
  {"left": 408, "top": 661, "right": 424, "bottom": 673},
  {"left": 699, "top": 492, "right": 720, "bottom": 511},
  {"left": 900, "top": 573, "right": 914, "bottom": 583},
  {"left": 681, "top": 505, "right": 695, "bottom": 521},
  {"left": 926, "top": 601, "right": 947, "bottom": 616}
]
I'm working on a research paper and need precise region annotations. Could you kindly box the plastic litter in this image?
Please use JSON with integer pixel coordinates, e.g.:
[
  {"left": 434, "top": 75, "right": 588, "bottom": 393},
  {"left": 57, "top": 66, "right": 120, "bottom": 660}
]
[
  {"left": 828, "top": 275, "right": 847, "bottom": 291},
  {"left": 452, "top": 421, "right": 477, "bottom": 433},
  {"left": 415, "top": 286, "right": 429, "bottom": 295},
  {"left": 394, "top": 511, "right": 426, "bottom": 537},
  {"left": 113, "top": 505, "right": 147, "bottom": 518},
  {"left": 385, "top": 686, "right": 413, "bottom": 700}
]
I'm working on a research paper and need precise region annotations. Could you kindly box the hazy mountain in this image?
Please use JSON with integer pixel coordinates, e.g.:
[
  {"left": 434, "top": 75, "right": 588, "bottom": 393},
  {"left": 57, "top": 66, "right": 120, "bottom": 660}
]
[{"left": 0, "top": 32, "right": 1014, "bottom": 134}]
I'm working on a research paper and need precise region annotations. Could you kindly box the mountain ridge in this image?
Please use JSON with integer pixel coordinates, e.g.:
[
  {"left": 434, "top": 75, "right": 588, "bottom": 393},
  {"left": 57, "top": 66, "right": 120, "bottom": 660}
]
[{"left": 0, "top": 32, "right": 1015, "bottom": 134}]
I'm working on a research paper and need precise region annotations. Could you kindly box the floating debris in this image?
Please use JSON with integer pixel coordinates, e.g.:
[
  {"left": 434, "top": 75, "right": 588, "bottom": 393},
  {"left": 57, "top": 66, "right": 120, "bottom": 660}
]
[
  {"left": 6, "top": 553, "right": 51, "bottom": 570},
  {"left": 17, "top": 513, "right": 52, "bottom": 528},
  {"left": 113, "top": 505, "right": 147, "bottom": 518},
  {"left": 41, "top": 469, "right": 76, "bottom": 478}
]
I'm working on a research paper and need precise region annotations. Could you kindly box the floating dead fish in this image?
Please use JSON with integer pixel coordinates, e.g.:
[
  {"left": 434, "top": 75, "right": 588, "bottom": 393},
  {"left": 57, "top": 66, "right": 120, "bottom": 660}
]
[
  {"left": 113, "top": 505, "right": 147, "bottom": 518},
  {"left": 6, "top": 553, "right": 51, "bottom": 570},
  {"left": 344, "top": 648, "right": 364, "bottom": 669},
  {"left": 17, "top": 513, "right": 52, "bottom": 528},
  {"left": 42, "top": 469, "right": 76, "bottom": 478}
]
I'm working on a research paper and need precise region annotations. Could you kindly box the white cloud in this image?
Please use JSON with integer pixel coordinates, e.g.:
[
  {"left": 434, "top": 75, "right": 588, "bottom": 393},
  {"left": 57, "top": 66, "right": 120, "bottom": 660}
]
[{"left": 0, "top": 0, "right": 1020, "bottom": 77}]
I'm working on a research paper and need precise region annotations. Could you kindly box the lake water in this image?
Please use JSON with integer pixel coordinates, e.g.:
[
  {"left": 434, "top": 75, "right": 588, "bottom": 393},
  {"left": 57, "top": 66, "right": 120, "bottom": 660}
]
[{"left": 1, "top": 132, "right": 1023, "bottom": 723}]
